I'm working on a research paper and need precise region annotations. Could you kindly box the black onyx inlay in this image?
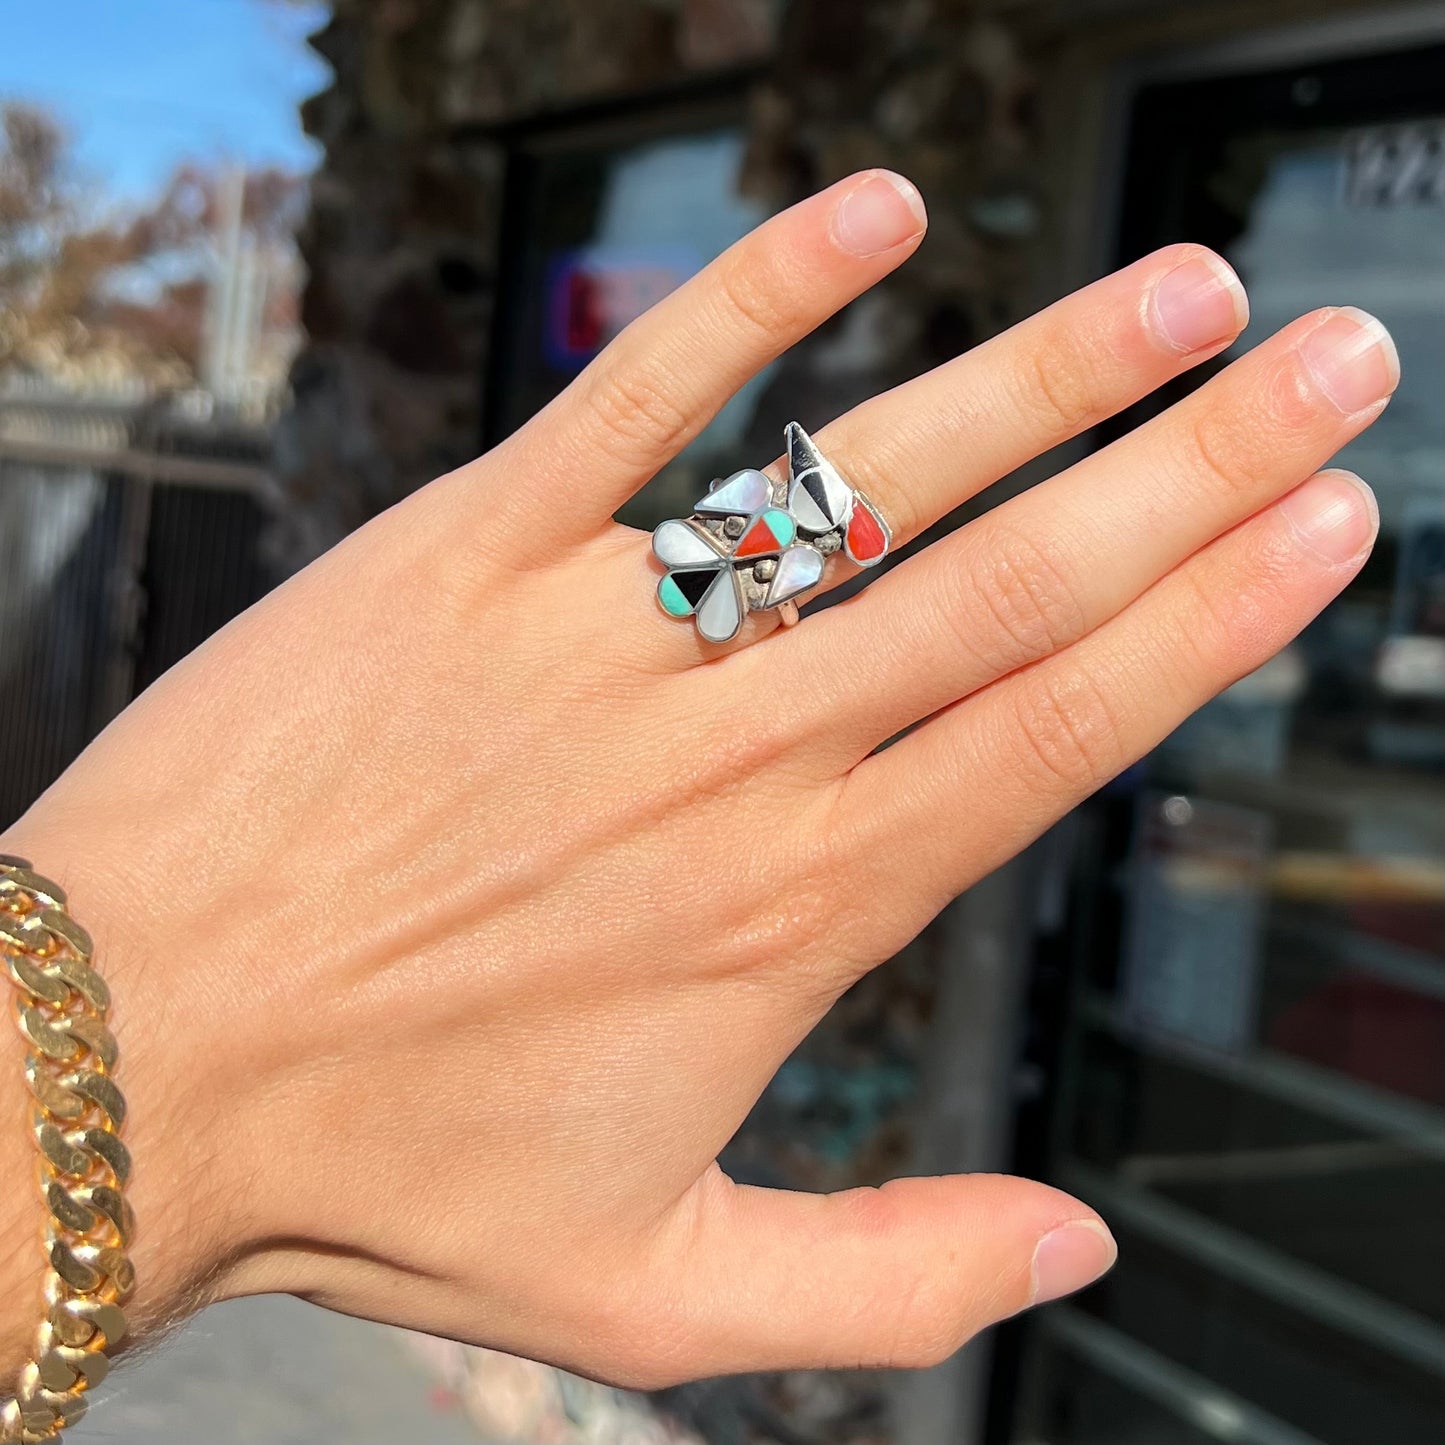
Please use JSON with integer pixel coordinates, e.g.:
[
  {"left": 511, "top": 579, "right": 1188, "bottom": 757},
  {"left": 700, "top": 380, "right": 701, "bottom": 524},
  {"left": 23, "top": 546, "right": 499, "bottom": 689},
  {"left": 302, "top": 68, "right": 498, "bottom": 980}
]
[
  {"left": 671, "top": 569, "right": 717, "bottom": 608},
  {"left": 789, "top": 426, "right": 822, "bottom": 479}
]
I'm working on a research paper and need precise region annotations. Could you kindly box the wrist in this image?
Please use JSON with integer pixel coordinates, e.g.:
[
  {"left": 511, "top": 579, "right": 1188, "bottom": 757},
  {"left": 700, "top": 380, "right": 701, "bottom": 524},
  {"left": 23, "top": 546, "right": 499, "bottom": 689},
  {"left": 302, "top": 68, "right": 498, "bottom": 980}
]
[{"left": 0, "top": 805, "right": 271, "bottom": 1385}]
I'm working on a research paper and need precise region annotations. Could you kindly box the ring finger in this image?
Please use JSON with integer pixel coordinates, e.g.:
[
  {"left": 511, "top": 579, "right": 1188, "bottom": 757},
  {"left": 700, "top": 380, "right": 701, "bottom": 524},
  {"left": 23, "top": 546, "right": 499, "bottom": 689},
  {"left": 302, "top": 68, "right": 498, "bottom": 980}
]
[{"left": 838, "top": 464, "right": 1379, "bottom": 933}]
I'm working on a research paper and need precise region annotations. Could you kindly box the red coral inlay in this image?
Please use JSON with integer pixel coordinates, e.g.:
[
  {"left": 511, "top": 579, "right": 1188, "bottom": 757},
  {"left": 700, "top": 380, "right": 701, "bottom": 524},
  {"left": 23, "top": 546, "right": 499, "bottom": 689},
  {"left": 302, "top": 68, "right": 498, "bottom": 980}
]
[
  {"left": 847, "top": 504, "right": 886, "bottom": 561},
  {"left": 736, "top": 517, "right": 782, "bottom": 557}
]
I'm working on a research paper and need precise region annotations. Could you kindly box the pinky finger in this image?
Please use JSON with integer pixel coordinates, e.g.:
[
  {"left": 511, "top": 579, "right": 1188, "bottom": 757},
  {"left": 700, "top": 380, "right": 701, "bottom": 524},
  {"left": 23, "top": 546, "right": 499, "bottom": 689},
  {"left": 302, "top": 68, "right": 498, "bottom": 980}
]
[{"left": 846, "top": 469, "right": 1378, "bottom": 913}]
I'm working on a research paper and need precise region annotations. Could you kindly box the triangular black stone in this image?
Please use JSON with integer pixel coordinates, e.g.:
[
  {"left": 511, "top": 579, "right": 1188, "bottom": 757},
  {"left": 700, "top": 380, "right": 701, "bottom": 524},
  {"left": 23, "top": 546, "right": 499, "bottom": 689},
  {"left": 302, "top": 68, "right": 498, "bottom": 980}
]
[
  {"left": 788, "top": 421, "right": 823, "bottom": 482},
  {"left": 671, "top": 568, "right": 717, "bottom": 608}
]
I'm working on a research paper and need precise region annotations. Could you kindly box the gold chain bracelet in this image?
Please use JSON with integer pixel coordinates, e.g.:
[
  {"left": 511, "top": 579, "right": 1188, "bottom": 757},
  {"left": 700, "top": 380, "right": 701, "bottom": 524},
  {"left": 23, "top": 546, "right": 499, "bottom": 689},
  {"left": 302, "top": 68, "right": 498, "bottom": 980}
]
[{"left": 1, "top": 856, "right": 133, "bottom": 1444}]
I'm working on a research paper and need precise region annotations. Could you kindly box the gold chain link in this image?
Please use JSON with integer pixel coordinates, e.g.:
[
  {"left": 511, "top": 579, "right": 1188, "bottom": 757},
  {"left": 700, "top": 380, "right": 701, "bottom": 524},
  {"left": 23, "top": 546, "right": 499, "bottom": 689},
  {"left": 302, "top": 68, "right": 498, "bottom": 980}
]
[{"left": 1, "top": 855, "right": 133, "bottom": 1444}]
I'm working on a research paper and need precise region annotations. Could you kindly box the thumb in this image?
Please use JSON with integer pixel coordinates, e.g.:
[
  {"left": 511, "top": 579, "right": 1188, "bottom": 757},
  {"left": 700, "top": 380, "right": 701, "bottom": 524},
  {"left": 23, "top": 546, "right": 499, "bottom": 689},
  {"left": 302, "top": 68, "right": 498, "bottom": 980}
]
[{"left": 634, "top": 1169, "right": 1115, "bottom": 1383}]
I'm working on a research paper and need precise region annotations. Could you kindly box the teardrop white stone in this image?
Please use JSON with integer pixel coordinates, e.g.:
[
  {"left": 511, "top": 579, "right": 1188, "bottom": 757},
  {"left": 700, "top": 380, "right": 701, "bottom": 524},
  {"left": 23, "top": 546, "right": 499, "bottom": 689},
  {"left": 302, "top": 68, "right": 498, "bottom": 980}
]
[
  {"left": 695, "top": 567, "right": 744, "bottom": 642},
  {"left": 696, "top": 469, "right": 770, "bottom": 516},
  {"left": 653, "top": 519, "right": 722, "bottom": 568},
  {"left": 764, "top": 545, "right": 825, "bottom": 607}
]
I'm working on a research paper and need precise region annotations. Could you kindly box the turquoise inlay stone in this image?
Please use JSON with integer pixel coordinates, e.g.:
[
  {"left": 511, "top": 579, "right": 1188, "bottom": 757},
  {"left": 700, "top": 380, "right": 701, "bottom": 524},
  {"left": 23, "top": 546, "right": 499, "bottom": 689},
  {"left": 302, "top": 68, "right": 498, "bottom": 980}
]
[
  {"left": 763, "top": 509, "right": 795, "bottom": 547},
  {"left": 658, "top": 575, "right": 694, "bottom": 616}
]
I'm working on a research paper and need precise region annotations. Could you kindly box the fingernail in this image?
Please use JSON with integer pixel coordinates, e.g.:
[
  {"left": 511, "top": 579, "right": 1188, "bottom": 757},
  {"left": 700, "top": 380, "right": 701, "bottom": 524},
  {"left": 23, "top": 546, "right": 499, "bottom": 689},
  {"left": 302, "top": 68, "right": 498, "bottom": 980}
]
[
  {"left": 1030, "top": 1220, "right": 1117, "bottom": 1306},
  {"left": 833, "top": 171, "right": 928, "bottom": 258},
  {"left": 1150, "top": 252, "right": 1248, "bottom": 352},
  {"left": 1300, "top": 307, "right": 1400, "bottom": 414},
  {"left": 1279, "top": 469, "right": 1379, "bottom": 564}
]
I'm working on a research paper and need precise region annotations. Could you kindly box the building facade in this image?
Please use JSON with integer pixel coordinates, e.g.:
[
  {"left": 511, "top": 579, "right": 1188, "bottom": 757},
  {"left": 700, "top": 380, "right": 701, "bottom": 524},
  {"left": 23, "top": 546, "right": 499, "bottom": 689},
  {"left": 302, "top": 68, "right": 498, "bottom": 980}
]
[{"left": 277, "top": 3, "right": 1445, "bottom": 1442}]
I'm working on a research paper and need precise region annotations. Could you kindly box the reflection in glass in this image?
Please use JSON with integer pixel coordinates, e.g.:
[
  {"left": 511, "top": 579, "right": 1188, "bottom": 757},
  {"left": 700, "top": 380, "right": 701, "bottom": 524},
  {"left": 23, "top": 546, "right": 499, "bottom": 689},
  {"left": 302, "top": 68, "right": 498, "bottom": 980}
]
[{"left": 1017, "top": 62, "right": 1445, "bottom": 1445}]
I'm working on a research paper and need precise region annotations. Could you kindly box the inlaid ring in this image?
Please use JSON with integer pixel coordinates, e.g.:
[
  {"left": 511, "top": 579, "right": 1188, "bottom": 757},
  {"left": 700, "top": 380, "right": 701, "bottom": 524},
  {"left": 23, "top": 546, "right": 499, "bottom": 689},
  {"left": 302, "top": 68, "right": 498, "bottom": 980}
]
[{"left": 651, "top": 422, "right": 892, "bottom": 644}]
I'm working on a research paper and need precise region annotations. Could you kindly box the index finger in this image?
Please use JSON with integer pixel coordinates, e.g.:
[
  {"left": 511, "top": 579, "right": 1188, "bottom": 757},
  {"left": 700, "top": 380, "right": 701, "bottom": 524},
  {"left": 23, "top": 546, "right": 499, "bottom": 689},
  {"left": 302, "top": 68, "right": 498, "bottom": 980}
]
[{"left": 486, "top": 171, "right": 927, "bottom": 550}]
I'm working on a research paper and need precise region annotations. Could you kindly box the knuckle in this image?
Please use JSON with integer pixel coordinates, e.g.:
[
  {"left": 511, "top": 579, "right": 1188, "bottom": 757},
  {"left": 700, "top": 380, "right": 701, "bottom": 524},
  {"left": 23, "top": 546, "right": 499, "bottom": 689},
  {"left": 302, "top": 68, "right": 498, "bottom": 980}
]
[
  {"left": 1175, "top": 565, "right": 1241, "bottom": 655},
  {"left": 828, "top": 1190, "right": 984, "bottom": 1371},
  {"left": 1183, "top": 401, "right": 1261, "bottom": 496},
  {"left": 1177, "top": 549, "right": 1276, "bottom": 667},
  {"left": 1182, "top": 363, "right": 1319, "bottom": 498},
  {"left": 1011, "top": 665, "right": 1125, "bottom": 793},
  {"left": 1014, "top": 336, "right": 1104, "bottom": 437},
  {"left": 582, "top": 358, "right": 692, "bottom": 469},
  {"left": 712, "top": 254, "right": 796, "bottom": 344},
  {"left": 965, "top": 527, "right": 1087, "bottom": 670}
]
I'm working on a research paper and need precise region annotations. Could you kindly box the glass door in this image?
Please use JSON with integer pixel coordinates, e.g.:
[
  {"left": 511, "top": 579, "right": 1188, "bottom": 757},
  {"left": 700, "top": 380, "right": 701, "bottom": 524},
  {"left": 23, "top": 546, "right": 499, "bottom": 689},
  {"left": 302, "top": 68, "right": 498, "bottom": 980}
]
[{"left": 1009, "top": 40, "right": 1445, "bottom": 1445}]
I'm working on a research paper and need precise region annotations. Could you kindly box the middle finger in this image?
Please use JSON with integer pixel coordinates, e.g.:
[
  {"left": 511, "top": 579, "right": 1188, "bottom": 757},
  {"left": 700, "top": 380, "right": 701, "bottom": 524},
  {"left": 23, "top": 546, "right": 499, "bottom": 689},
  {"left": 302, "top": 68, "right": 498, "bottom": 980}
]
[
  {"left": 640, "top": 244, "right": 1245, "bottom": 662},
  {"left": 777, "top": 302, "right": 1398, "bottom": 763}
]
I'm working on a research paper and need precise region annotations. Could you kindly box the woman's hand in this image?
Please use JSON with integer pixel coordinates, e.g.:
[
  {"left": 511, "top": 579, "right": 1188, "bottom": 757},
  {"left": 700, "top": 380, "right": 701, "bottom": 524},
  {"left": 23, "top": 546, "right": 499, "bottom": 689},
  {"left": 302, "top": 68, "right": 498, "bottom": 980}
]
[{"left": 0, "top": 170, "right": 1394, "bottom": 1387}]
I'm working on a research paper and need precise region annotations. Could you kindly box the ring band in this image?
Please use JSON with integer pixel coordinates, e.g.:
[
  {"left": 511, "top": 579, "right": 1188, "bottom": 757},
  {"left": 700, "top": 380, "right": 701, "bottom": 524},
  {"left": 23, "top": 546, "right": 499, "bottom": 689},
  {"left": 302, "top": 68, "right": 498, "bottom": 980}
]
[{"left": 651, "top": 422, "right": 891, "bottom": 643}]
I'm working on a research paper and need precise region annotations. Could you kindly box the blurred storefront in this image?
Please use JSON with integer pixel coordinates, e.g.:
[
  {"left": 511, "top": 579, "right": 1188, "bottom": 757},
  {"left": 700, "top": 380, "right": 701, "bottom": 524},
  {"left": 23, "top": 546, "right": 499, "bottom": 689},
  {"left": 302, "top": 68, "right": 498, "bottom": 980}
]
[
  {"left": 1004, "top": 32, "right": 1445, "bottom": 1445},
  {"left": 3, "top": 1, "right": 1442, "bottom": 1443}
]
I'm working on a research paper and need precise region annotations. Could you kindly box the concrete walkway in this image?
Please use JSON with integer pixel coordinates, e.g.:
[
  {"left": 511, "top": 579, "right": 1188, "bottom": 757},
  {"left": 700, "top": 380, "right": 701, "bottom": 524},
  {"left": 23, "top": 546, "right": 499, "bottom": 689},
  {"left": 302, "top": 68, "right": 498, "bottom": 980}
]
[{"left": 66, "top": 1295, "right": 486, "bottom": 1445}]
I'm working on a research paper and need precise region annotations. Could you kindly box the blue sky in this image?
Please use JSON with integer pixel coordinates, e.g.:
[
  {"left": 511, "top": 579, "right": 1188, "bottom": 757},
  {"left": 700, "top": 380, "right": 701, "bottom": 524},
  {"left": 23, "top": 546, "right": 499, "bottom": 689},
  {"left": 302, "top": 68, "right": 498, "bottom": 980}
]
[{"left": 1, "top": 0, "right": 330, "bottom": 207}]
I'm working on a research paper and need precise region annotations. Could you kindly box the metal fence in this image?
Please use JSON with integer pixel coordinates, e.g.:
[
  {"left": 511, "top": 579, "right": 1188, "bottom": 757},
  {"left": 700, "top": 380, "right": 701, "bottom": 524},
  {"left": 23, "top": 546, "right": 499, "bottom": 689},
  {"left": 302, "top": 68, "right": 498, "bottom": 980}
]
[{"left": 0, "top": 383, "right": 274, "bottom": 825}]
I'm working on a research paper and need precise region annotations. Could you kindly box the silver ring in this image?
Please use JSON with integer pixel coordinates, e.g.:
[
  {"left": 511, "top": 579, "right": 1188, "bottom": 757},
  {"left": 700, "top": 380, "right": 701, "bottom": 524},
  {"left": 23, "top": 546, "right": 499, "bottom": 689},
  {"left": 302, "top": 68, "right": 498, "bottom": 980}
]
[{"left": 651, "top": 422, "right": 892, "bottom": 643}]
